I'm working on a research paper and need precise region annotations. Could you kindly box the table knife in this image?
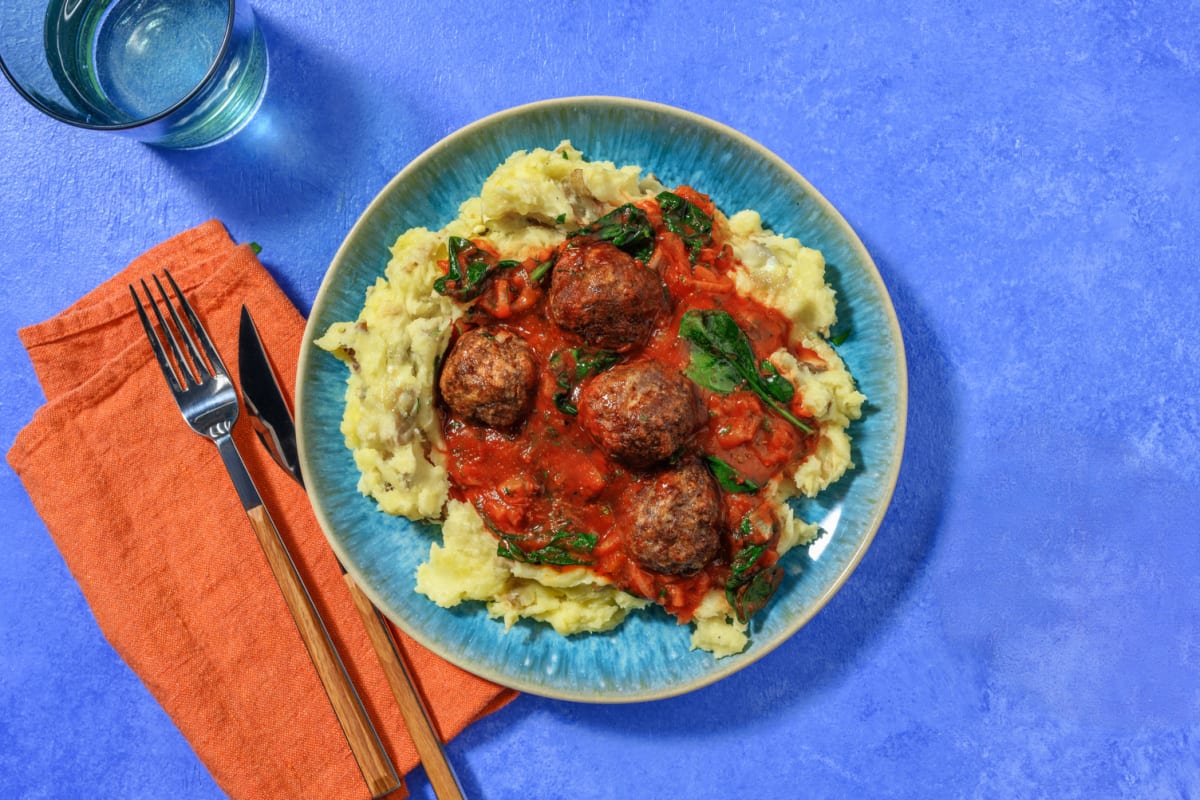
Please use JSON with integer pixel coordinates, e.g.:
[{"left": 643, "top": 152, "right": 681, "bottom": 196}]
[{"left": 238, "top": 306, "right": 466, "bottom": 800}]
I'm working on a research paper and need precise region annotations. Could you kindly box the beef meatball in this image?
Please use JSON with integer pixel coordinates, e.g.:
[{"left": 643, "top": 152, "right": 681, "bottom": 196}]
[
  {"left": 577, "top": 361, "right": 699, "bottom": 467},
  {"left": 627, "top": 460, "right": 722, "bottom": 576},
  {"left": 438, "top": 328, "right": 537, "bottom": 428},
  {"left": 548, "top": 240, "right": 665, "bottom": 352}
]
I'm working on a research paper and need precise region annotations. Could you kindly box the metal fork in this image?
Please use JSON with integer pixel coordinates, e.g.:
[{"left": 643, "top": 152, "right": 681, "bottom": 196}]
[{"left": 131, "top": 271, "right": 400, "bottom": 799}]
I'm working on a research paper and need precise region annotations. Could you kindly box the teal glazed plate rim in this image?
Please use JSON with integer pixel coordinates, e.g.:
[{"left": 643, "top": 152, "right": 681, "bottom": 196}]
[{"left": 296, "top": 96, "right": 908, "bottom": 703}]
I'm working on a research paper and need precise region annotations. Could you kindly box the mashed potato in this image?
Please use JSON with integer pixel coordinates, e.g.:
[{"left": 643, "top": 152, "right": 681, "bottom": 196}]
[{"left": 317, "top": 142, "right": 864, "bottom": 657}]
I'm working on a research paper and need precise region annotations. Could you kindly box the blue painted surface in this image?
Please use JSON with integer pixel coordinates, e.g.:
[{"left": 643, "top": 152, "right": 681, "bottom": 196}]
[{"left": 1, "top": 2, "right": 1197, "bottom": 798}]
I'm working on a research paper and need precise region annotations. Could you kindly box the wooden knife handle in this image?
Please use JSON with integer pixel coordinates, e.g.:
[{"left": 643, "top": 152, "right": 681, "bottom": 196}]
[
  {"left": 343, "top": 572, "right": 466, "bottom": 800},
  {"left": 247, "top": 505, "right": 400, "bottom": 798}
]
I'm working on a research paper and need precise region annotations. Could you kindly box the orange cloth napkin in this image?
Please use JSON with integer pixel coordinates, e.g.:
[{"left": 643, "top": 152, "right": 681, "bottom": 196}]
[{"left": 7, "top": 220, "right": 517, "bottom": 800}]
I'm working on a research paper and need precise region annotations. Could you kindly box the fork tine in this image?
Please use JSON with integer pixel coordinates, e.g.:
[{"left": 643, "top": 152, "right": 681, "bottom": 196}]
[
  {"left": 164, "top": 269, "right": 229, "bottom": 379},
  {"left": 152, "top": 273, "right": 212, "bottom": 384},
  {"left": 141, "top": 278, "right": 198, "bottom": 387},
  {"left": 130, "top": 283, "right": 183, "bottom": 394}
]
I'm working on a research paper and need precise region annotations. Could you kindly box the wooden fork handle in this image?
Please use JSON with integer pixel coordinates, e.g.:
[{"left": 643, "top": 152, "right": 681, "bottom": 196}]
[
  {"left": 343, "top": 572, "right": 467, "bottom": 800},
  {"left": 245, "top": 504, "right": 401, "bottom": 798}
]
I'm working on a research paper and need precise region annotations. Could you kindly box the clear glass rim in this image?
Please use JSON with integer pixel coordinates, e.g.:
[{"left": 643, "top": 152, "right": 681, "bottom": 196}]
[{"left": 0, "top": 0, "right": 237, "bottom": 131}]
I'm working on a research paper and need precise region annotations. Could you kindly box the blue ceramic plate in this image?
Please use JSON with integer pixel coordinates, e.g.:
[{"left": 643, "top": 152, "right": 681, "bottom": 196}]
[{"left": 296, "top": 97, "right": 907, "bottom": 703}]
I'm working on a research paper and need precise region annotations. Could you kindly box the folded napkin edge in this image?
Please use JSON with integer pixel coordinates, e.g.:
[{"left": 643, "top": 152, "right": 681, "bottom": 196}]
[
  {"left": 18, "top": 220, "right": 238, "bottom": 351},
  {"left": 8, "top": 241, "right": 264, "bottom": 481}
]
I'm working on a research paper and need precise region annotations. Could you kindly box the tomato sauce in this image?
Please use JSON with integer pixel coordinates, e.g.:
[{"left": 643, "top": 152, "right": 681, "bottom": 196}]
[{"left": 436, "top": 187, "right": 822, "bottom": 624}]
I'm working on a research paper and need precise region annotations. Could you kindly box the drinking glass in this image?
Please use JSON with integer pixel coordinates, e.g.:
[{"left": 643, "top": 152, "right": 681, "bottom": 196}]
[{"left": 0, "top": 0, "right": 268, "bottom": 149}]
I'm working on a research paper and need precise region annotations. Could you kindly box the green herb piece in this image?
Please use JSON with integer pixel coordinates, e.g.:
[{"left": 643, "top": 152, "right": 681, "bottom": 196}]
[
  {"left": 248, "top": 242, "right": 263, "bottom": 255},
  {"left": 678, "top": 309, "right": 813, "bottom": 433},
  {"left": 704, "top": 455, "right": 761, "bottom": 494},
  {"left": 729, "top": 543, "right": 767, "bottom": 582},
  {"left": 549, "top": 347, "right": 619, "bottom": 416},
  {"left": 734, "top": 508, "right": 777, "bottom": 545},
  {"left": 830, "top": 328, "right": 851, "bottom": 346},
  {"left": 737, "top": 515, "right": 754, "bottom": 540},
  {"left": 496, "top": 529, "right": 598, "bottom": 567},
  {"left": 572, "top": 348, "right": 619, "bottom": 380},
  {"left": 683, "top": 348, "right": 743, "bottom": 394},
  {"left": 657, "top": 191, "right": 713, "bottom": 261},
  {"left": 724, "top": 508, "right": 784, "bottom": 622},
  {"left": 727, "top": 565, "right": 783, "bottom": 623},
  {"left": 569, "top": 204, "right": 654, "bottom": 261},
  {"left": 554, "top": 212, "right": 567, "bottom": 225},
  {"left": 529, "top": 256, "right": 556, "bottom": 284},
  {"left": 433, "top": 237, "right": 515, "bottom": 301},
  {"left": 758, "top": 359, "right": 795, "bottom": 403}
]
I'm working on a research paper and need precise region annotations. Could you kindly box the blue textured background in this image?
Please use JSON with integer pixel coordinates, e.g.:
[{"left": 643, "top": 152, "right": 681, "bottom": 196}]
[{"left": 2, "top": 2, "right": 1197, "bottom": 798}]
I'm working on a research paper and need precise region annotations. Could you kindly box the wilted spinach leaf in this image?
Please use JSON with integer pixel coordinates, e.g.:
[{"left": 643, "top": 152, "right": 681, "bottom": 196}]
[
  {"left": 657, "top": 191, "right": 713, "bottom": 261},
  {"left": 678, "top": 309, "right": 812, "bottom": 433},
  {"left": 569, "top": 204, "right": 655, "bottom": 261},
  {"left": 496, "top": 529, "right": 598, "bottom": 567},
  {"left": 704, "top": 455, "right": 761, "bottom": 494},
  {"left": 433, "top": 236, "right": 516, "bottom": 301}
]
